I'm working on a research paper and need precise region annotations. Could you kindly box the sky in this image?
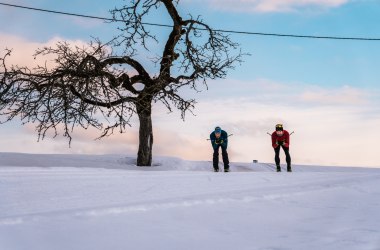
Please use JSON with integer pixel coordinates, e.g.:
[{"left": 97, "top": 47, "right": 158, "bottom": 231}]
[{"left": 0, "top": 0, "right": 380, "bottom": 167}]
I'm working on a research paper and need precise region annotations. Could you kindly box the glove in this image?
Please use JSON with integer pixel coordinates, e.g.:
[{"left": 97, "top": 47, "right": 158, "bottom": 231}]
[
  {"left": 276, "top": 140, "right": 284, "bottom": 146},
  {"left": 215, "top": 139, "right": 223, "bottom": 144}
]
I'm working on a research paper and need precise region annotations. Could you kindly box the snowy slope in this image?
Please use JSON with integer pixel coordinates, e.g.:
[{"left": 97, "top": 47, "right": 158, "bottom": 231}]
[{"left": 0, "top": 152, "right": 380, "bottom": 250}]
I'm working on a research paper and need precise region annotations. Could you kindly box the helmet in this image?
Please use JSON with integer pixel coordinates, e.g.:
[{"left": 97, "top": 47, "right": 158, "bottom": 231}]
[
  {"left": 214, "top": 126, "right": 221, "bottom": 133},
  {"left": 275, "top": 124, "right": 283, "bottom": 131}
]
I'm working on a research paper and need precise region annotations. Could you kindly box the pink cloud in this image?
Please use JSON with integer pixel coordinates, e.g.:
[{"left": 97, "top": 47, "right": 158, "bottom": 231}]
[
  {"left": 0, "top": 33, "right": 88, "bottom": 69},
  {"left": 300, "top": 85, "right": 369, "bottom": 106},
  {"left": 201, "top": 0, "right": 349, "bottom": 12}
]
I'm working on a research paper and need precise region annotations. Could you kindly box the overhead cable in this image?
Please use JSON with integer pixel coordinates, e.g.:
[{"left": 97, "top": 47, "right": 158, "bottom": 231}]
[{"left": 1, "top": 2, "right": 380, "bottom": 41}]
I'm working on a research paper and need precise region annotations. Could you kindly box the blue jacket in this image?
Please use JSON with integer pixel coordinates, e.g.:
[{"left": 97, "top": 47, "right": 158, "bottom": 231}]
[{"left": 210, "top": 130, "right": 228, "bottom": 149}]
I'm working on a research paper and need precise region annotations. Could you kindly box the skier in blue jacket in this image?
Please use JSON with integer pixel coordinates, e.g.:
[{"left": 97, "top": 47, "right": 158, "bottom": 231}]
[{"left": 210, "top": 126, "right": 230, "bottom": 172}]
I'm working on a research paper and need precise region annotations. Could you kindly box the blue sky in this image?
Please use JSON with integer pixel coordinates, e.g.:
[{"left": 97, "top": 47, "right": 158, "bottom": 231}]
[{"left": 1, "top": 0, "right": 380, "bottom": 167}]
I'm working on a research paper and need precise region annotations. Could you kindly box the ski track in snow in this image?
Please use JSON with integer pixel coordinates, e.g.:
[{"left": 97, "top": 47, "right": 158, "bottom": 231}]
[
  {"left": 74, "top": 172, "right": 380, "bottom": 218},
  {"left": 1, "top": 162, "right": 379, "bottom": 224}
]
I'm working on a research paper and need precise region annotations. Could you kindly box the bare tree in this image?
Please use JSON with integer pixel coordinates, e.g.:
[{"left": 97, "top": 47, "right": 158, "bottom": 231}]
[{"left": 0, "top": 0, "right": 244, "bottom": 166}]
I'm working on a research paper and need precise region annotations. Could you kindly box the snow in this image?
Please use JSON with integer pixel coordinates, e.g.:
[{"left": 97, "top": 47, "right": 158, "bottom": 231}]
[{"left": 1, "top": 152, "right": 380, "bottom": 250}]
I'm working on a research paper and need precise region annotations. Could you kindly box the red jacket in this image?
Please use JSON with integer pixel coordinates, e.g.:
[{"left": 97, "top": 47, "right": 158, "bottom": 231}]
[{"left": 272, "top": 130, "right": 290, "bottom": 148}]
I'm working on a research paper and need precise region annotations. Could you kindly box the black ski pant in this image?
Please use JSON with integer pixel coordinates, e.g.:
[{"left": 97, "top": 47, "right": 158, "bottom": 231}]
[
  {"left": 274, "top": 145, "right": 291, "bottom": 167},
  {"left": 213, "top": 145, "right": 229, "bottom": 170}
]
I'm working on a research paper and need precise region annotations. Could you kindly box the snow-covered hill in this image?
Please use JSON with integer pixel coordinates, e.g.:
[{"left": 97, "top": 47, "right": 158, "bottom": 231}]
[{"left": 1, "top": 152, "right": 379, "bottom": 250}]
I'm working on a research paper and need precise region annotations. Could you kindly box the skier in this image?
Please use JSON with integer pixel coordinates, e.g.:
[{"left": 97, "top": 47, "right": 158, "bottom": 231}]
[
  {"left": 271, "top": 124, "right": 292, "bottom": 172},
  {"left": 210, "top": 126, "right": 230, "bottom": 172}
]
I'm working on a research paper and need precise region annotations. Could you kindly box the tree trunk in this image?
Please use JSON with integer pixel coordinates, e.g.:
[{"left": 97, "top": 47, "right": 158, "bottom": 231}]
[{"left": 136, "top": 98, "right": 153, "bottom": 166}]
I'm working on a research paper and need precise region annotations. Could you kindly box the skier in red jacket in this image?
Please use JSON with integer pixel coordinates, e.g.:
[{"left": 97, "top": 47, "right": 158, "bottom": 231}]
[{"left": 271, "top": 124, "right": 292, "bottom": 172}]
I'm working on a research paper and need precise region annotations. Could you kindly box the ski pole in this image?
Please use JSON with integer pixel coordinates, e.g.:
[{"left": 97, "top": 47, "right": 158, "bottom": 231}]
[
  {"left": 267, "top": 131, "right": 294, "bottom": 136},
  {"left": 206, "top": 134, "right": 233, "bottom": 140}
]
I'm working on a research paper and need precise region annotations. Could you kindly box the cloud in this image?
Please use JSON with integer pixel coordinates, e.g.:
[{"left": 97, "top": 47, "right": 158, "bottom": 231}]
[
  {"left": 201, "top": 78, "right": 371, "bottom": 107},
  {"left": 194, "top": 0, "right": 349, "bottom": 13},
  {"left": 15, "top": 122, "right": 139, "bottom": 155},
  {"left": 299, "top": 85, "right": 369, "bottom": 105},
  {"left": 0, "top": 33, "right": 88, "bottom": 68}
]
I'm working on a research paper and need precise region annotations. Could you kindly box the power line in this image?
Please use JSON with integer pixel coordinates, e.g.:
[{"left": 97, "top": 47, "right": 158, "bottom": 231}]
[
  {"left": 0, "top": 2, "right": 113, "bottom": 22},
  {"left": 0, "top": 2, "right": 173, "bottom": 27},
  {"left": 1, "top": 2, "right": 380, "bottom": 41}
]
